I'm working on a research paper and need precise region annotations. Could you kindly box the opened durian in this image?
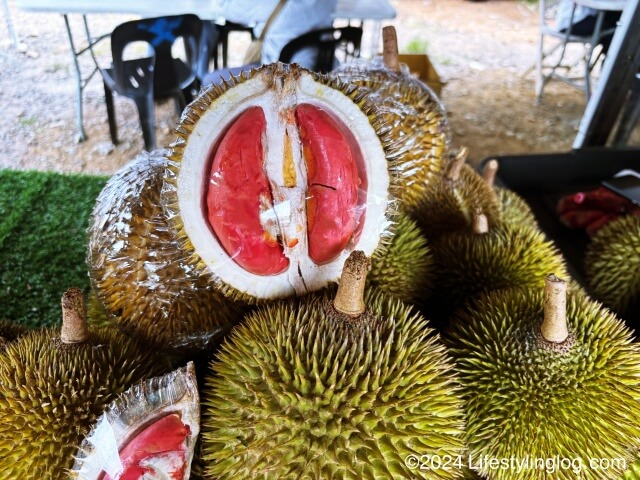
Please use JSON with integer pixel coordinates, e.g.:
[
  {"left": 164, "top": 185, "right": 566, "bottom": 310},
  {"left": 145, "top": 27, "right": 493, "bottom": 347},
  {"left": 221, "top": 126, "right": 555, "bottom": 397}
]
[
  {"left": 201, "top": 251, "right": 466, "bottom": 479},
  {"left": 0, "top": 288, "right": 167, "bottom": 480},
  {"left": 413, "top": 148, "right": 502, "bottom": 241},
  {"left": 481, "top": 158, "right": 538, "bottom": 229},
  {"left": 164, "top": 63, "right": 395, "bottom": 304},
  {"left": 446, "top": 276, "right": 640, "bottom": 480},
  {"left": 585, "top": 214, "right": 640, "bottom": 318},
  {"left": 88, "top": 150, "right": 247, "bottom": 351},
  {"left": 330, "top": 26, "right": 450, "bottom": 213},
  {"left": 429, "top": 211, "right": 567, "bottom": 315}
]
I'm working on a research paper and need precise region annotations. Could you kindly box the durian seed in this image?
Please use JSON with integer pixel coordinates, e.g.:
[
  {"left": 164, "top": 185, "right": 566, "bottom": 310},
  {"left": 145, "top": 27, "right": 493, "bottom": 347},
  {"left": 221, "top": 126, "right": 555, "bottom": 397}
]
[
  {"left": 60, "top": 287, "right": 89, "bottom": 344},
  {"left": 482, "top": 159, "right": 499, "bottom": 187},
  {"left": 333, "top": 250, "right": 371, "bottom": 317},
  {"left": 473, "top": 213, "right": 489, "bottom": 235},
  {"left": 541, "top": 274, "right": 568, "bottom": 343},
  {"left": 382, "top": 26, "right": 400, "bottom": 72},
  {"left": 445, "top": 147, "right": 468, "bottom": 182}
]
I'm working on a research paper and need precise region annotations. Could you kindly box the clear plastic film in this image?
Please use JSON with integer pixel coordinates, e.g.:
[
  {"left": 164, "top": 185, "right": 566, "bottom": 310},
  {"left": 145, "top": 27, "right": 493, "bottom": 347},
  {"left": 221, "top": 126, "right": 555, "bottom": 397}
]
[
  {"left": 71, "top": 362, "right": 199, "bottom": 480},
  {"left": 87, "top": 150, "right": 247, "bottom": 352},
  {"left": 330, "top": 56, "right": 452, "bottom": 214},
  {"left": 162, "top": 63, "right": 397, "bottom": 304}
]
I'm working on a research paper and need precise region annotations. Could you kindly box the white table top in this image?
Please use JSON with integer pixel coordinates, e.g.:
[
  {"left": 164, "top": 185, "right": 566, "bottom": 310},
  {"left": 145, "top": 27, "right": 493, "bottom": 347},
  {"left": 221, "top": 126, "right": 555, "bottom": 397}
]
[{"left": 16, "top": 0, "right": 396, "bottom": 21}]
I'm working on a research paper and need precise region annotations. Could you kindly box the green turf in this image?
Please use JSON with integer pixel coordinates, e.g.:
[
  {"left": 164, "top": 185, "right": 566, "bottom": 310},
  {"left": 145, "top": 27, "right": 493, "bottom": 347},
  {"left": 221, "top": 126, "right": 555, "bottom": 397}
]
[{"left": 0, "top": 169, "right": 108, "bottom": 328}]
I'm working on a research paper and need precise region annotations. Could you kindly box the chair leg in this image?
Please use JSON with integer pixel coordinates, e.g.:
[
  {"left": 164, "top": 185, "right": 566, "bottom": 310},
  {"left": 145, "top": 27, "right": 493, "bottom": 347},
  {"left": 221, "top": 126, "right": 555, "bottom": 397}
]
[
  {"left": 104, "top": 81, "right": 118, "bottom": 145},
  {"left": 134, "top": 95, "right": 156, "bottom": 152}
]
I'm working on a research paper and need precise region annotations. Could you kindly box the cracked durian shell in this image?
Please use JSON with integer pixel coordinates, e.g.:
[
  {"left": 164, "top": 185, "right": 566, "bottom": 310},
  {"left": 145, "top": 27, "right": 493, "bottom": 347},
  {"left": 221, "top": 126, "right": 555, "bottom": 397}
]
[
  {"left": 87, "top": 150, "right": 247, "bottom": 352},
  {"left": 331, "top": 57, "right": 451, "bottom": 214},
  {"left": 163, "top": 63, "right": 395, "bottom": 304},
  {"left": 585, "top": 214, "right": 640, "bottom": 318},
  {"left": 445, "top": 285, "right": 640, "bottom": 480},
  {"left": 201, "top": 280, "right": 466, "bottom": 479}
]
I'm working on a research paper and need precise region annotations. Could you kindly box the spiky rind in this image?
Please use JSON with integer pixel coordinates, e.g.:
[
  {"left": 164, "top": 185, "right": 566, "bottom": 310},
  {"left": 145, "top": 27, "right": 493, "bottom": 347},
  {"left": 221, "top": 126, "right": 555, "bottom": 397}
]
[
  {"left": 163, "top": 63, "right": 397, "bottom": 304},
  {"left": 446, "top": 286, "right": 640, "bottom": 480},
  {"left": 415, "top": 163, "right": 502, "bottom": 241},
  {"left": 430, "top": 221, "right": 568, "bottom": 310},
  {"left": 623, "top": 458, "right": 640, "bottom": 479},
  {"left": 495, "top": 186, "right": 538, "bottom": 229},
  {"left": 331, "top": 63, "right": 451, "bottom": 213},
  {"left": 88, "top": 151, "right": 246, "bottom": 351},
  {"left": 585, "top": 215, "right": 640, "bottom": 316},
  {"left": 369, "top": 211, "right": 434, "bottom": 304},
  {"left": 202, "top": 288, "right": 466, "bottom": 479},
  {"left": 0, "top": 327, "right": 167, "bottom": 480}
]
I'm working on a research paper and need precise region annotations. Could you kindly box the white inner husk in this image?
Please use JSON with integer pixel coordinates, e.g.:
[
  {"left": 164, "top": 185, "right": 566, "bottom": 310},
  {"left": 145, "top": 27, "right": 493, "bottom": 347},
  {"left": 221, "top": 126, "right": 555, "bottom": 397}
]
[{"left": 177, "top": 70, "right": 390, "bottom": 299}]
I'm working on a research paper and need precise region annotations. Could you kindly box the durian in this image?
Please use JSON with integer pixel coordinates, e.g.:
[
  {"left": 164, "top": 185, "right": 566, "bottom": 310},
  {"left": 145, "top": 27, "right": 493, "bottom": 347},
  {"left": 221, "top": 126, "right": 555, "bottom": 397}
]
[
  {"left": 413, "top": 148, "right": 502, "bottom": 241},
  {"left": 585, "top": 214, "right": 640, "bottom": 318},
  {"left": 445, "top": 276, "right": 640, "bottom": 480},
  {"left": 429, "top": 211, "right": 567, "bottom": 314},
  {"left": 201, "top": 251, "right": 466, "bottom": 479},
  {"left": 88, "top": 150, "right": 247, "bottom": 351},
  {"left": 482, "top": 158, "right": 538, "bottom": 228},
  {"left": 164, "top": 62, "right": 395, "bottom": 303},
  {"left": 0, "top": 288, "right": 167, "bottom": 480},
  {"left": 330, "top": 26, "right": 451, "bottom": 213}
]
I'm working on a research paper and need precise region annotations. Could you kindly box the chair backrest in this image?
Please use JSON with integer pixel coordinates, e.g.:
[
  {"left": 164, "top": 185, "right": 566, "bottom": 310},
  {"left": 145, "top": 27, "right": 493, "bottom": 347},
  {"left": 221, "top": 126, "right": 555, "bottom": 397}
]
[
  {"left": 110, "top": 14, "right": 203, "bottom": 97},
  {"left": 278, "top": 26, "right": 362, "bottom": 73}
]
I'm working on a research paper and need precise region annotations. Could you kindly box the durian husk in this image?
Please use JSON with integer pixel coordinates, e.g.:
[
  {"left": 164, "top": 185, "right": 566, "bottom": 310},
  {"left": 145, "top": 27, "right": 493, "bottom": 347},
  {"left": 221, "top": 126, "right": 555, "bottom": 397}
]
[
  {"left": 201, "top": 287, "right": 466, "bottom": 479},
  {"left": 585, "top": 214, "right": 640, "bottom": 318},
  {"left": 87, "top": 150, "right": 247, "bottom": 352},
  {"left": 331, "top": 58, "right": 451, "bottom": 214},
  {"left": 445, "top": 286, "right": 640, "bottom": 480},
  {"left": 164, "top": 63, "right": 397, "bottom": 304},
  {"left": 0, "top": 325, "right": 168, "bottom": 480}
]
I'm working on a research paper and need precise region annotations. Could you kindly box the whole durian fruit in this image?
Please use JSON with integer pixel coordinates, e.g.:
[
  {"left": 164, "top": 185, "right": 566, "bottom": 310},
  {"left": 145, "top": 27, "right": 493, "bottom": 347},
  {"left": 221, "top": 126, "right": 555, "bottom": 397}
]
[
  {"left": 585, "top": 214, "right": 640, "bottom": 319},
  {"left": 330, "top": 26, "right": 450, "bottom": 214},
  {"left": 164, "top": 62, "right": 396, "bottom": 304},
  {"left": 88, "top": 150, "right": 247, "bottom": 352},
  {"left": 481, "top": 158, "right": 538, "bottom": 229},
  {"left": 0, "top": 287, "right": 168, "bottom": 480},
  {"left": 428, "top": 211, "right": 568, "bottom": 316},
  {"left": 446, "top": 276, "right": 640, "bottom": 480},
  {"left": 413, "top": 148, "right": 502, "bottom": 241},
  {"left": 201, "top": 251, "right": 466, "bottom": 479}
]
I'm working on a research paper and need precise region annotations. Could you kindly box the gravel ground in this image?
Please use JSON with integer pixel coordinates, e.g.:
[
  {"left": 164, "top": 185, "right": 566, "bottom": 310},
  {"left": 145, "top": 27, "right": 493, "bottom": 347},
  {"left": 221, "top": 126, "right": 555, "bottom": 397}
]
[{"left": 0, "top": 0, "right": 636, "bottom": 175}]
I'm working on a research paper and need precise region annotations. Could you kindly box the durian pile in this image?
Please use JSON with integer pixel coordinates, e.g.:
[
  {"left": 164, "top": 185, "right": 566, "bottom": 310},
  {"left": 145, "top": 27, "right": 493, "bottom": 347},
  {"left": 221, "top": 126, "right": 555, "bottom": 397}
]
[{"left": 2, "top": 25, "right": 640, "bottom": 480}]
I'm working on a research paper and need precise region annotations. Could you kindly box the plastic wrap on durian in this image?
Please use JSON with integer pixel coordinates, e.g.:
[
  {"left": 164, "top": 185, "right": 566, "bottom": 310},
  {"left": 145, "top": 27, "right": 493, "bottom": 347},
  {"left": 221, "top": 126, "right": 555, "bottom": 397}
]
[
  {"left": 331, "top": 56, "right": 451, "bottom": 213},
  {"left": 87, "top": 150, "right": 247, "bottom": 352},
  {"left": 161, "top": 63, "right": 397, "bottom": 304},
  {"left": 71, "top": 362, "right": 199, "bottom": 480}
]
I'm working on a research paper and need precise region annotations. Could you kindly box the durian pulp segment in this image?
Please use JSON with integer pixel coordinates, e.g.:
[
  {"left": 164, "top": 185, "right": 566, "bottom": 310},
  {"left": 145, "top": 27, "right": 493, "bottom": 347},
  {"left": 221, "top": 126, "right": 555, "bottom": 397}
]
[{"left": 176, "top": 69, "right": 390, "bottom": 300}]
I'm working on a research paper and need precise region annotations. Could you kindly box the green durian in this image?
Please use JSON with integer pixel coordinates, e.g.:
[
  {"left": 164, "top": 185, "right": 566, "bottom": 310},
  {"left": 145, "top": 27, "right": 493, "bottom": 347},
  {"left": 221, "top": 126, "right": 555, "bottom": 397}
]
[
  {"left": 0, "top": 288, "right": 168, "bottom": 480},
  {"left": 585, "top": 214, "right": 640, "bottom": 318},
  {"left": 446, "top": 276, "right": 640, "bottom": 480},
  {"left": 201, "top": 251, "right": 466, "bottom": 479}
]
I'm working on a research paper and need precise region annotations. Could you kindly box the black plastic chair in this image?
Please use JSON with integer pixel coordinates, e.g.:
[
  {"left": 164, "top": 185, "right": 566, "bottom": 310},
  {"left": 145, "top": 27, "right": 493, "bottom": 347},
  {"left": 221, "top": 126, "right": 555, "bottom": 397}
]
[
  {"left": 278, "top": 26, "right": 362, "bottom": 73},
  {"left": 101, "top": 14, "right": 204, "bottom": 151}
]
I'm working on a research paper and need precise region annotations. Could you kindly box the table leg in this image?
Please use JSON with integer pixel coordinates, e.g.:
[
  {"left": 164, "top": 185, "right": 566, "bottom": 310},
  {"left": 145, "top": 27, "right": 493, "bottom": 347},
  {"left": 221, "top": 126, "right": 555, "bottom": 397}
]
[
  {"left": 62, "top": 14, "right": 87, "bottom": 142},
  {"left": 1, "top": 0, "right": 18, "bottom": 47}
]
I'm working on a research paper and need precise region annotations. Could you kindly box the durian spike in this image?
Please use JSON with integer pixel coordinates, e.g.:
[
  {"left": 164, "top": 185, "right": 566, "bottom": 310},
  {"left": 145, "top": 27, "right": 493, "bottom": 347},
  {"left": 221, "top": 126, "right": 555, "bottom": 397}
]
[
  {"left": 445, "top": 147, "right": 469, "bottom": 182},
  {"left": 382, "top": 26, "right": 400, "bottom": 73},
  {"left": 334, "top": 251, "right": 372, "bottom": 317},
  {"left": 541, "top": 274, "right": 568, "bottom": 343},
  {"left": 482, "top": 159, "right": 499, "bottom": 188},
  {"left": 61, "top": 287, "right": 89, "bottom": 344},
  {"left": 472, "top": 213, "right": 489, "bottom": 235}
]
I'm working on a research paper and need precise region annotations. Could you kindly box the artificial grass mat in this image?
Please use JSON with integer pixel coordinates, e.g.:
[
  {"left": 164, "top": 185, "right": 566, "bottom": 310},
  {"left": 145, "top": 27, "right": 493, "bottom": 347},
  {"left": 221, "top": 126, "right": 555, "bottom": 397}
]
[{"left": 0, "top": 169, "right": 108, "bottom": 328}]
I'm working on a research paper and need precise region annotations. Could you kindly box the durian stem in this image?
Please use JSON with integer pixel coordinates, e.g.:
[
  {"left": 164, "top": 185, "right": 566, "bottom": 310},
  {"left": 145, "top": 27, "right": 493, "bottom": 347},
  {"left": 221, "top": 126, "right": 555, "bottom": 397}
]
[
  {"left": 61, "top": 287, "right": 89, "bottom": 344},
  {"left": 482, "top": 159, "right": 498, "bottom": 188},
  {"left": 334, "top": 251, "right": 371, "bottom": 317},
  {"left": 541, "top": 274, "right": 568, "bottom": 343},
  {"left": 382, "top": 26, "right": 400, "bottom": 73},
  {"left": 473, "top": 213, "right": 489, "bottom": 234},
  {"left": 445, "top": 147, "right": 468, "bottom": 182}
]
